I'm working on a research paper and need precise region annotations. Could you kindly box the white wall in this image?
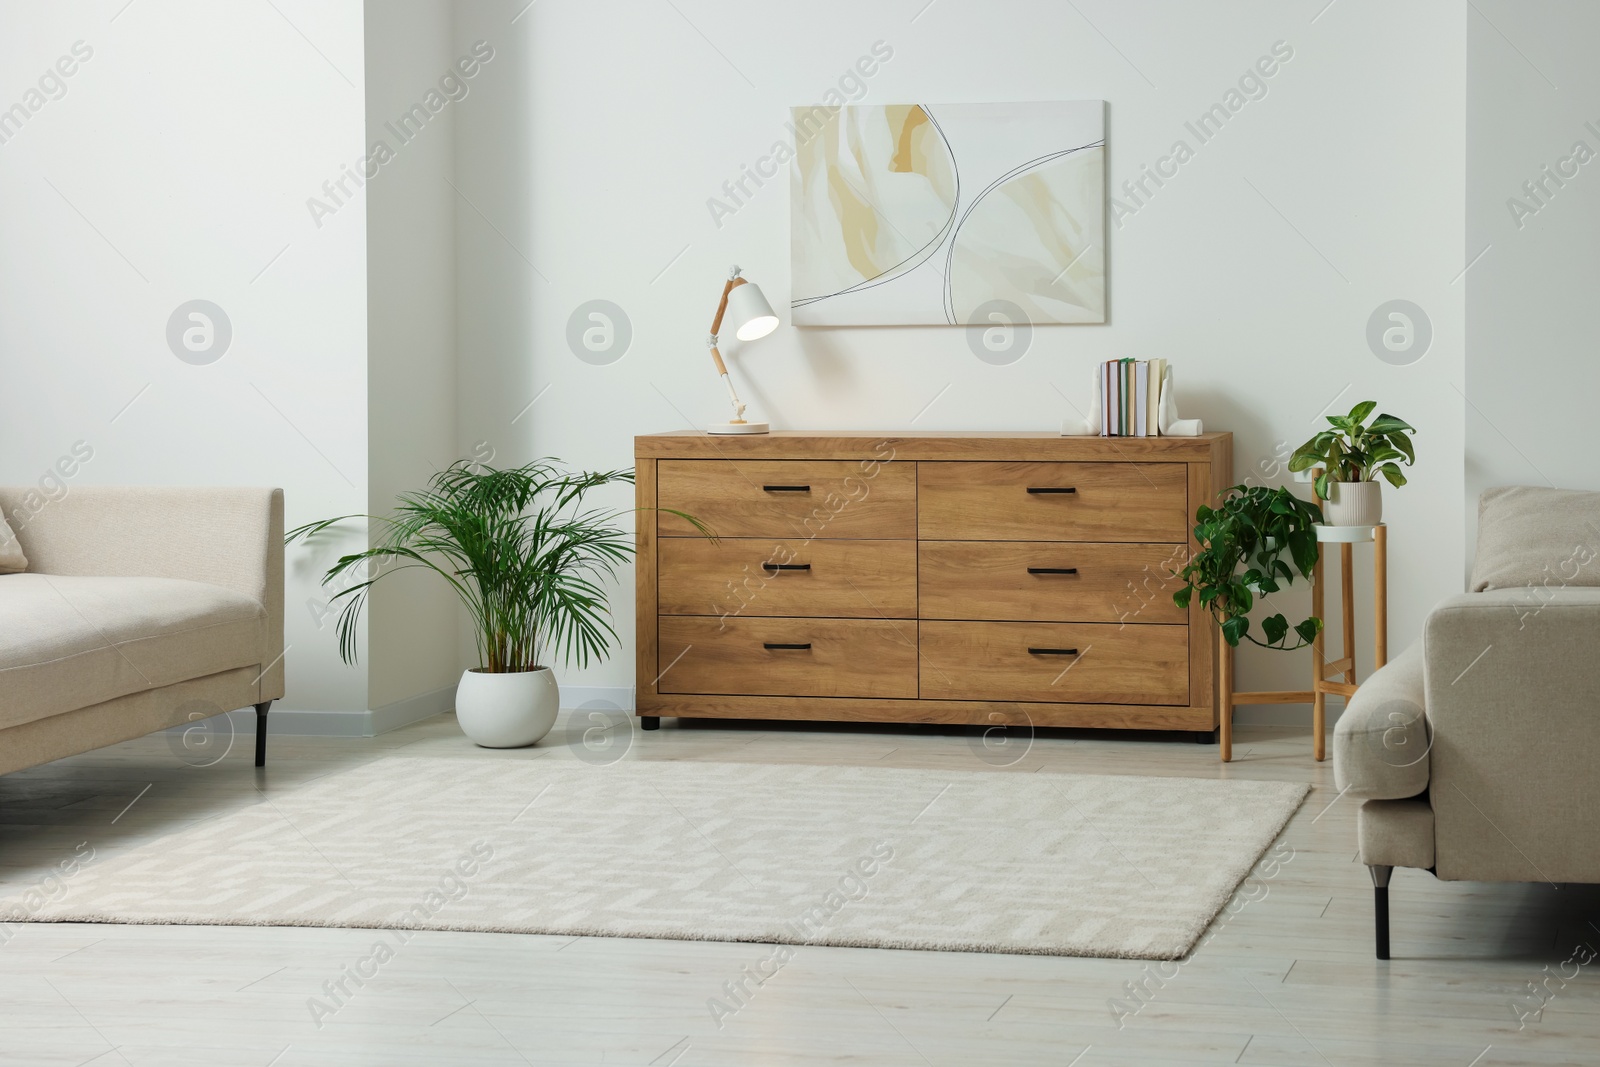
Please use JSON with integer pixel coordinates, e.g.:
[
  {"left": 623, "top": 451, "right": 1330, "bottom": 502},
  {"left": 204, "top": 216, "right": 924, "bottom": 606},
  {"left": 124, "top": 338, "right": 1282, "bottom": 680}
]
[
  {"left": 0, "top": 0, "right": 370, "bottom": 714},
  {"left": 364, "top": 0, "right": 464, "bottom": 721},
  {"left": 0, "top": 0, "right": 1479, "bottom": 724},
  {"left": 452, "top": 0, "right": 1467, "bottom": 709},
  {"left": 450, "top": 4, "right": 539, "bottom": 675},
  {"left": 1467, "top": 1, "right": 1600, "bottom": 540}
]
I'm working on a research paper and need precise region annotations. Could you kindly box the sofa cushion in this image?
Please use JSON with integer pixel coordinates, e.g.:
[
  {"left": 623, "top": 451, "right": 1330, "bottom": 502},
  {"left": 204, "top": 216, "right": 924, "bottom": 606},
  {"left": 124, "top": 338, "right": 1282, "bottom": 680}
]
[
  {"left": 1357, "top": 799, "right": 1435, "bottom": 870},
  {"left": 1471, "top": 485, "right": 1600, "bottom": 592},
  {"left": 0, "top": 510, "right": 24, "bottom": 574},
  {"left": 0, "top": 574, "right": 266, "bottom": 730}
]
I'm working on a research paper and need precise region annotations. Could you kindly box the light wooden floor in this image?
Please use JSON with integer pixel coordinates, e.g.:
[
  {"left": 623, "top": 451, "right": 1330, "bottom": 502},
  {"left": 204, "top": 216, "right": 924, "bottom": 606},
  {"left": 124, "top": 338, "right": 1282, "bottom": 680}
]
[{"left": 2, "top": 713, "right": 1597, "bottom": 1066}]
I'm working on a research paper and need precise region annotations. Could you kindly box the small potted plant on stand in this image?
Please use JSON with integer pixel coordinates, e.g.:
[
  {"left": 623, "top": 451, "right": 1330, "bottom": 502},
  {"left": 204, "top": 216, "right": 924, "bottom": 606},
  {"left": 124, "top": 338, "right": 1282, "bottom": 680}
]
[
  {"left": 1288, "top": 402, "right": 1416, "bottom": 526},
  {"left": 288, "top": 460, "right": 706, "bottom": 748}
]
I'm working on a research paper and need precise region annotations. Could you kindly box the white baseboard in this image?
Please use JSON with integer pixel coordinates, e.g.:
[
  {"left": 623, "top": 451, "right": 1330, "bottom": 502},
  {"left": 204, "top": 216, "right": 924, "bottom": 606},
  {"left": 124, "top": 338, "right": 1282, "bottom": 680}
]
[
  {"left": 219, "top": 707, "right": 371, "bottom": 737},
  {"left": 217, "top": 687, "right": 1336, "bottom": 736},
  {"left": 218, "top": 684, "right": 458, "bottom": 738},
  {"left": 557, "top": 685, "right": 636, "bottom": 710},
  {"left": 218, "top": 683, "right": 636, "bottom": 737},
  {"left": 552, "top": 688, "right": 1340, "bottom": 729},
  {"left": 369, "top": 684, "right": 459, "bottom": 734},
  {"left": 1231, "top": 703, "right": 1345, "bottom": 728}
]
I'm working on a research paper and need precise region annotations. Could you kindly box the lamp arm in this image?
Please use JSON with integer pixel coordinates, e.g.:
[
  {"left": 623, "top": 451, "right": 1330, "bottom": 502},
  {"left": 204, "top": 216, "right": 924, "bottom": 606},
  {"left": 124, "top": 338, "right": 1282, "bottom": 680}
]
[
  {"left": 708, "top": 272, "right": 751, "bottom": 425},
  {"left": 708, "top": 276, "right": 746, "bottom": 337},
  {"left": 707, "top": 339, "right": 747, "bottom": 422}
]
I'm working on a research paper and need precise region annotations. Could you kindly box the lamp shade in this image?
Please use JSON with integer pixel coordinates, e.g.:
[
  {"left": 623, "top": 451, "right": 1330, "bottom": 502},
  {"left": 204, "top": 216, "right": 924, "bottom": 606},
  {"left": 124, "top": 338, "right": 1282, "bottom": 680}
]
[{"left": 728, "top": 280, "right": 779, "bottom": 341}]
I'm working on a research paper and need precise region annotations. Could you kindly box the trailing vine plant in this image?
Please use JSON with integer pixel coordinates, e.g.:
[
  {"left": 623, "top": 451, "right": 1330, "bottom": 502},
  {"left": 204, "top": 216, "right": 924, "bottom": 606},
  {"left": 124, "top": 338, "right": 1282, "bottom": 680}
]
[{"left": 1173, "top": 484, "right": 1325, "bottom": 649}]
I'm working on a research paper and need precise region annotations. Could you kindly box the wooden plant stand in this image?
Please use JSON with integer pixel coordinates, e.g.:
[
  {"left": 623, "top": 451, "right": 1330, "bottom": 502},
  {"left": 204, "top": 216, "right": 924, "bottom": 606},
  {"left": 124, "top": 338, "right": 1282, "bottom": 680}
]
[{"left": 1218, "top": 524, "right": 1388, "bottom": 762}]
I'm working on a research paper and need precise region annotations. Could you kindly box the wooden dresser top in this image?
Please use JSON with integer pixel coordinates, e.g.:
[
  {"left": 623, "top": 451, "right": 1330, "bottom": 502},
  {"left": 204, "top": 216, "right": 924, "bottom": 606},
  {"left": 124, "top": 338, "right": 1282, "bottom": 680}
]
[{"left": 636, "top": 430, "right": 1231, "bottom": 462}]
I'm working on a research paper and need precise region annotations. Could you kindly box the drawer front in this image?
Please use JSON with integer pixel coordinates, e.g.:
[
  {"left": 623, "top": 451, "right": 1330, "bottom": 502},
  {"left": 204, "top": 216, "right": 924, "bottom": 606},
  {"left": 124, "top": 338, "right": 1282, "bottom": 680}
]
[
  {"left": 658, "top": 617, "right": 917, "bottom": 698},
  {"left": 919, "top": 542, "right": 1187, "bottom": 624},
  {"left": 919, "top": 621, "right": 1188, "bottom": 704},
  {"left": 658, "top": 459, "right": 915, "bottom": 539},
  {"left": 917, "top": 461, "right": 1187, "bottom": 542},
  {"left": 659, "top": 538, "right": 917, "bottom": 619}
]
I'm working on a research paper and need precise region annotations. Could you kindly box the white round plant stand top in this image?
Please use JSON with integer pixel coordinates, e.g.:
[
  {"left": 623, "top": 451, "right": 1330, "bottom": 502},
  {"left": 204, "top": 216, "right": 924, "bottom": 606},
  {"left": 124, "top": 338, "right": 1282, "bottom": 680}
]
[{"left": 1313, "top": 522, "right": 1384, "bottom": 543}]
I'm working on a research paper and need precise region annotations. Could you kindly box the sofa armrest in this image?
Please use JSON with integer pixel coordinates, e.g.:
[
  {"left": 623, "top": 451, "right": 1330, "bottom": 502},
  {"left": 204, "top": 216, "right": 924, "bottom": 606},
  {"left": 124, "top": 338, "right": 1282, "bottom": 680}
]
[
  {"left": 1423, "top": 587, "right": 1600, "bottom": 882},
  {"left": 0, "top": 486, "right": 285, "bottom": 699},
  {"left": 1334, "top": 640, "right": 1430, "bottom": 800}
]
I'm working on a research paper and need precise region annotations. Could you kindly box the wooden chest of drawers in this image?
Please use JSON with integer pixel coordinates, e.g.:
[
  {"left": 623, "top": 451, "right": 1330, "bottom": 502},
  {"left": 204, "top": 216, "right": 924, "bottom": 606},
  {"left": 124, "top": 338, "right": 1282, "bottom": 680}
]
[{"left": 635, "top": 431, "right": 1231, "bottom": 733}]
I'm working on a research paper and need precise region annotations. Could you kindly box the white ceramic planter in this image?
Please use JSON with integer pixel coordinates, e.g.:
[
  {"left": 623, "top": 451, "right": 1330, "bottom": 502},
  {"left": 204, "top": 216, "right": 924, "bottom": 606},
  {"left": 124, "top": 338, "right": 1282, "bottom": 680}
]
[
  {"left": 454, "top": 667, "right": 559, "bottom": 748},
  {"left": 1324, "top": 481, "right": 1383, "bottom": 526}
]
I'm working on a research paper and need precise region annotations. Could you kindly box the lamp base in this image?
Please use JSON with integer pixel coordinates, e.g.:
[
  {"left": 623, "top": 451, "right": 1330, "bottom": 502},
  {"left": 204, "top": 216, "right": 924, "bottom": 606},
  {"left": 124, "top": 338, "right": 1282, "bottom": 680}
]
[{"left": 707, "top": 421, "right": 770, "bottom": 435}]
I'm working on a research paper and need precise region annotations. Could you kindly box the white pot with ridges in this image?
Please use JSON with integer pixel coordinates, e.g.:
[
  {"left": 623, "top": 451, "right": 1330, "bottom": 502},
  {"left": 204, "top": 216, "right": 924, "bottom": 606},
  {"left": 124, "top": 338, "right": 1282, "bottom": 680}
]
[{"left": 1323, "top": 481, "right": 1383, "bottom": 527}]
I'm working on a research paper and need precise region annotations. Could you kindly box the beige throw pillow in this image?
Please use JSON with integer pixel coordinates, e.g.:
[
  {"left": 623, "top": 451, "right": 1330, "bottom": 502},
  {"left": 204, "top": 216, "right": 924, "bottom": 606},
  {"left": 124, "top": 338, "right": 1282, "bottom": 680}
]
[
  {"left": 1471, "top": 486, "right": 1600, "bottom": 592},
  {"left": 0, "top": 509, "right": 26, "bottom": 574}
]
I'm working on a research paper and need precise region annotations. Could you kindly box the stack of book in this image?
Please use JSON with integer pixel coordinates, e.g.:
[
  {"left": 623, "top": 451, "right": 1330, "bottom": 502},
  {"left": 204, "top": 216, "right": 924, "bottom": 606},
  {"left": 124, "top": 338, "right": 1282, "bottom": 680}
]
[{"left": 1098, "top": 358, "right": 1167, "bottom": 437}]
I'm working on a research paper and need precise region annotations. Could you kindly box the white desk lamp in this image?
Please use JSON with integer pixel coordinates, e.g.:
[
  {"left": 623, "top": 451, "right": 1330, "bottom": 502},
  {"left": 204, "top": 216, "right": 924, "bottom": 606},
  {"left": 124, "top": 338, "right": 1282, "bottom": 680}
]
[{"left": 705, "top": 265, "right": 778, "bottom": 434}]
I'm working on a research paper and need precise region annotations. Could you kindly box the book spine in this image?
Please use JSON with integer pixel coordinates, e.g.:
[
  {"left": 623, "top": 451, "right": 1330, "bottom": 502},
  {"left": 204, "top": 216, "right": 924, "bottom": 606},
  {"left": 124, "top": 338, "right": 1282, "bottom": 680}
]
[
  {"left": 1098, "top": 362, "right": 1108, "bottom": 436},
  {"left": 1126, "top": 358, "right": 1139, "bottom": 438}
]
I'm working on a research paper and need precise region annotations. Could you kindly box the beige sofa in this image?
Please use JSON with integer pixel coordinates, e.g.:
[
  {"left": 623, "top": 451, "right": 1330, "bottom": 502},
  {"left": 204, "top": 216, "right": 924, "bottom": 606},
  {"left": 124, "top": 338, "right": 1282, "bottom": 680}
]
[
  {"left": 1334, "top": 486, "right": 1600, "bottom": 958},
  {"left": 0, "top": 487, "right": 284, "bottom": 774}
]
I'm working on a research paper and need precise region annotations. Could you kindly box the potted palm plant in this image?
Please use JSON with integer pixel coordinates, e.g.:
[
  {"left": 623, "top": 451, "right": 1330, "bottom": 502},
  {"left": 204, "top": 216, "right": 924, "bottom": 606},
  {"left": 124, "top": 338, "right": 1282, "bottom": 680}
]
[
  {"left": 287, "top": 460, "right": 702, "bottom": 748},
  {"left": 1288, "top": 402, "right": 1416, "bottom": 526}
]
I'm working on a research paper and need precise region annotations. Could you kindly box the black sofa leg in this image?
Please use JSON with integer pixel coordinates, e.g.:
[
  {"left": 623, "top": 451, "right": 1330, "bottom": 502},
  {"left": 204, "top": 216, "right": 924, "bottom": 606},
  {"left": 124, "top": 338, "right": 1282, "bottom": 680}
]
[
  {"left": 254, "top": 701, "right": 272, "bottom": 767},
  {"left": 1369, "top": 864, "right": 1393, "bottom": 960},
  {"left": 640, "top": 716, "right": 660, "bottom": 731}
]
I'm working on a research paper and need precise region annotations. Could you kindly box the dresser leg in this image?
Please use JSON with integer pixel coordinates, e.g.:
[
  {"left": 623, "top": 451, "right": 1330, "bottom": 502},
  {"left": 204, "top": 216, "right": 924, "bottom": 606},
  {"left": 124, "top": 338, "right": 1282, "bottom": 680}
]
[
  {"left": 640, "top": 716, "right": 660, "bottom": 731},
  {"left": 1193, "top": 729, "right": 1218, "bottom": 744}
]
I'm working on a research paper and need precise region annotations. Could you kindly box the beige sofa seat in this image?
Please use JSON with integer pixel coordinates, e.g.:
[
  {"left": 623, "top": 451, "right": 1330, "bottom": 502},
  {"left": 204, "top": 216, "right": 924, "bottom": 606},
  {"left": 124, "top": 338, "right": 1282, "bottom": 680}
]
[{"left": 0, "top": 573, "right": 267, "bottom": 730}]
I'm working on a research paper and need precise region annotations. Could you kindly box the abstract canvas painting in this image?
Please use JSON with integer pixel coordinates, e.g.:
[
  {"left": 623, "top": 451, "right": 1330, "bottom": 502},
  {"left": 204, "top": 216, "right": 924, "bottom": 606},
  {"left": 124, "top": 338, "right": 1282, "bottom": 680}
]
[{"left": 790, "top": 101, "right": 1105, "bottom": 326}]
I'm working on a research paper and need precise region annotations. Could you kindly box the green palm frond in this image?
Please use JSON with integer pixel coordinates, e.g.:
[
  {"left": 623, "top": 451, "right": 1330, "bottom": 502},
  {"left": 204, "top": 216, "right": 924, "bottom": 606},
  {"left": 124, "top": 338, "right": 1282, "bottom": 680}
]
[{"left": 285, "top": 459, "right": 674, "bottom": 674}]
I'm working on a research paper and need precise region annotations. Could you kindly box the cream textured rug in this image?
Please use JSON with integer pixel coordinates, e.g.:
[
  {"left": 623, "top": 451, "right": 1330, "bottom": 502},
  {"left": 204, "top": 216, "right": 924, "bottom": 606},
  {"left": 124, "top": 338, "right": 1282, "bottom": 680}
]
[{"left": 19, "top": 758, "right": 1307, "bottom": 959}]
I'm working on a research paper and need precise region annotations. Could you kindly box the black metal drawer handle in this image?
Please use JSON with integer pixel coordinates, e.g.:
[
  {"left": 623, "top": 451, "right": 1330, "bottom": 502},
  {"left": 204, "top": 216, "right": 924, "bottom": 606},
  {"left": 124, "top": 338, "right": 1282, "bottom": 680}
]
[
  {"left": 762, "top": 562, "right": 812, "bottom": 572},
  {"left": 763, "top": 642, "right": 812, "bottom": 650},
  {"left": 1028, "top": 647, "right": 1080, "bottom": 656},
  {"left": 1026, "top": 487, "right": 1076, "bottom": 494},
  {"left": 1027, "top": 567, "right": 1079, "bottom": 575},
  {"left": 763, "top": 485, "right": 811, "bottom": 493}
]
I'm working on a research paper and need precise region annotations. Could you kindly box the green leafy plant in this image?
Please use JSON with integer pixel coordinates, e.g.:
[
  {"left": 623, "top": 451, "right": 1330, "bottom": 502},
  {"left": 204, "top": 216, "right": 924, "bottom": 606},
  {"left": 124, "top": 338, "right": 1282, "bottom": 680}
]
[
  {"left": 1173, "top": 485, "right": 1325, "bottom": 649},
  {"left": 286, "top": 460, "right": 707, "bottom": 674},
  {"left": 1288, "top": 401, "right": 1416, "bottom": 500}
]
